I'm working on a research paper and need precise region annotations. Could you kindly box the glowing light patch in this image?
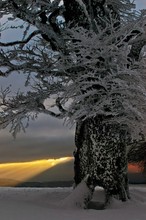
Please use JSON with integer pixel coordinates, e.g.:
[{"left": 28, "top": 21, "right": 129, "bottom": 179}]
[
  {"left": 0, "top": 157, "right": 73, "bottom": 186},
  {"left": 128, "top": 163, "right": 142, "bottom": 173}
]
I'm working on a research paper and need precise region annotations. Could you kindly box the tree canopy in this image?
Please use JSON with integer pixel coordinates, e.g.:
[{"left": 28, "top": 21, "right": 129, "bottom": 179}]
[{"left": 0, "top": 0, "right": 146, "bottom": 139}]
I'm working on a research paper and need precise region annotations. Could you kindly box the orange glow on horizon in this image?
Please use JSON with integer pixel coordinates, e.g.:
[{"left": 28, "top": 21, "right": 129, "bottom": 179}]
[
  {"left": 0, "top": 157, "right": 73, "bottom": 186},
  {"left": 128, "top": 163, "right": 142, "bottom": 173}
]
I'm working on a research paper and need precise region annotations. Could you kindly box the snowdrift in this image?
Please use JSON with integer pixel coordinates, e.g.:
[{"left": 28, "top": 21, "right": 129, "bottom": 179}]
[{"left": 0, "top": 185, "right": 145, "bottom": 220}]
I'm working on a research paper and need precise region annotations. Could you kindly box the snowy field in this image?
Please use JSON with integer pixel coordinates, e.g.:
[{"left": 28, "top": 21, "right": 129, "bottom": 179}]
[{"left": 0, "top": 185, "right": 145, "bottom": 220}]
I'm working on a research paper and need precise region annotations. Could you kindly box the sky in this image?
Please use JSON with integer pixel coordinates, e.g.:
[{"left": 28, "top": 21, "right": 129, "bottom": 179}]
[
  {"left": 0, "top": 0, "right": 145, "bottom": 184},
  {"left": 136, "top": 0, "right": 146, "bottom": 9}
]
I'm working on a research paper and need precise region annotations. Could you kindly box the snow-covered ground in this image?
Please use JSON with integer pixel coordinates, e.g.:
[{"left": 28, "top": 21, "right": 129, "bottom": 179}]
[{"left": 0, "top": 185, "right": 145, "bottom": 220}]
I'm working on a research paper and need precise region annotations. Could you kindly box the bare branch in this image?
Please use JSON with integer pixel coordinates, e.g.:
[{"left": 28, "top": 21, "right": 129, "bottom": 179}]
[{"left": 56, "top": 97, "right": 67, "bottom": 113}]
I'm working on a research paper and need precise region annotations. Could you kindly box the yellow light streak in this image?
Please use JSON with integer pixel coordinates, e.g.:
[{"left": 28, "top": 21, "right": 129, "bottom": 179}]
[{"left": 0, "top": 157, "right": 73, "bottom": 186}]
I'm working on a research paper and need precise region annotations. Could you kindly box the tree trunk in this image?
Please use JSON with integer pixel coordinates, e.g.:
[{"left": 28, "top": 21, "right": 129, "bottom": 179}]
[{"left": 74, "top": 116, "right": 131, "bottom": 206}]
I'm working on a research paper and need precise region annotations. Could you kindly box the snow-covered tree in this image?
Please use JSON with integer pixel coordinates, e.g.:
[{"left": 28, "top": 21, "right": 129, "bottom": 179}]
[{"left": 0, "top": 0, "right": 146, "bottom": 208}]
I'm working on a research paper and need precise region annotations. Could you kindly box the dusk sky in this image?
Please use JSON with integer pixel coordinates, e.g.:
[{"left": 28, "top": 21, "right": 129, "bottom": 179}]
[{"left": 0, "top": 0, "right": 145, "bottom": 185}]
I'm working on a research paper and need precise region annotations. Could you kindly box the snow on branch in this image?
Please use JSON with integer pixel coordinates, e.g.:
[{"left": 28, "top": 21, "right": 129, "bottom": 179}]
[
  {"left": 0, "top": 0, "right": 146, "bottom": 138},
  {"left": 0, "top": 88, "right": 64, "bottom": 137},
  {"left": 58, "top": 21, "right": 146, "bottom": 138},
  {"left": 0, "top": 0, "right": 65, "bottom": 51}
]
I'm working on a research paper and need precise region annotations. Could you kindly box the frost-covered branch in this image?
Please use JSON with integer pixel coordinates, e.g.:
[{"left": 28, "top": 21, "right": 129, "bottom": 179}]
[
  {"left": 58, "top": 22, "right": 146, "bottom": 138},
  {"left": 0, "top": 87, "right": 64, "bottom": 137},
  {"left": 0, "top": 0, "right": 65, "bottom": 51},
  {"left": 0, "top": 0, "right": 146, "bottom": 138}
]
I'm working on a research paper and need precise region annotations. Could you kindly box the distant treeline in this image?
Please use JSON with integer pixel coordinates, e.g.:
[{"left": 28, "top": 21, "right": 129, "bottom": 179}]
[
  {"left": 16, "top": 181, "right": 74, "bottom": 188},
  {"left": 16, "top": 177, "right": 146, "bottom": 187}
]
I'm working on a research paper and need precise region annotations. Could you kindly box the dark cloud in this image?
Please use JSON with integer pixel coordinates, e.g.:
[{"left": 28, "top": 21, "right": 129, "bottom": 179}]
[{"left": 0, "top": 113, "right": 75, "bottom": 163}]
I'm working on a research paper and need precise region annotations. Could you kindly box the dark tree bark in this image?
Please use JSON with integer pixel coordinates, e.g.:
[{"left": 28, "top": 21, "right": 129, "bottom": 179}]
[
  {"left": 63, "top": 0, "right": 119, "bottom": 30},
  {"left": 74, "top": 117, "right": 131, "bottom": 205}
]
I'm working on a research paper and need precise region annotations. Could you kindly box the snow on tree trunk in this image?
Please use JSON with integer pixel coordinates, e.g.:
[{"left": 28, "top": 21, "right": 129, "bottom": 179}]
[{"left": 74, "top": 116, "right": 131, "bottom": 205}]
